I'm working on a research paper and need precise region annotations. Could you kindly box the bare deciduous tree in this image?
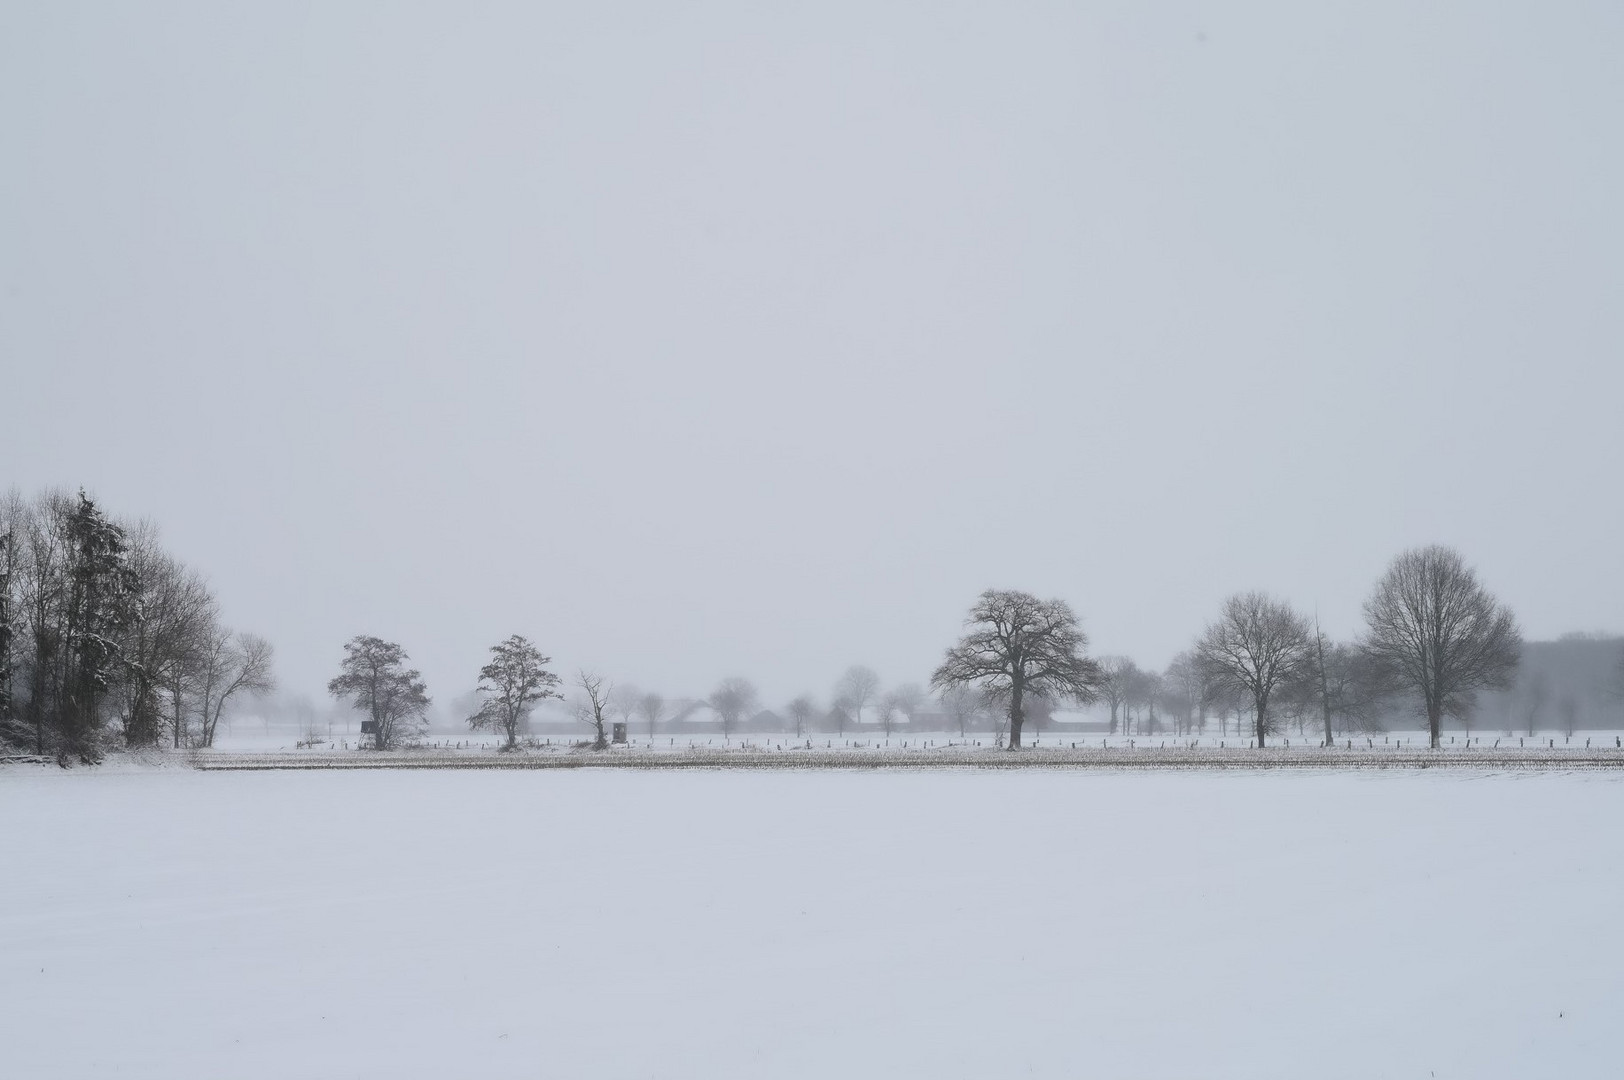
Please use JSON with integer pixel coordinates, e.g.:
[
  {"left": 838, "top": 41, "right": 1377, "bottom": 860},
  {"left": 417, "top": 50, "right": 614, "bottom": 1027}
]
[
  {"left": 1273, "top": 663, "right": 1320, "bottom": 739},
  {"left": 1518, "top": 670, "right": 1550, "bottom": 736},
  {"left": 874, "top": 693, "right": 898, "bottom": 736},
  {"left": 636, "top": 691, "right": 666, "bottom": 739},
  {"left": 938, "top": 683, "right": 981, "bottom": 738},
  {"left": 1557, "top": 693, "right": 1579, "bottom": 738},
  {"left": 833, "top": 665, "right": 879, "bottom": 732},
  {"left": 1097, "top": 656, "right": 1136, "bottom": 735},
  {"left": 607, "top": 683, "right": 641, "bottom": 741},
  {"left": 978, "top": 687, "right": 1014, "bottom": 747},
  {"left": 1126, "top": 667, "right": 1163, "bottom": 736},
  {"left": 196, "top": 630, "right": 275, "bottom": 747},
  {"left": 1313, "top": 635, "right": 1388, "bottom": 737},
  {"left": 1361, "top": 545, "right": 1521, "bottom": 749},
  {"left": 873, "top": 685, "right": 924, "bottom": 737},
  {"left": 785, "top": 695, "right": 816, "bottom": 738},
  {"left": 467, "top": 635, "right": 560, "bottom": 751},
  {"left": 12, "top": 490, "right": 72, "bottom": 756},
  {"left": 1023, "top": 692, "right": 1056, "bottom": 735},
  {"left": 707, "top": 677, "right": 758, "bottom": 738},
  {"left": 116, "top": 523, "right": 178, "bottom": 747},
  {"left": 888, "top": 683, "right": 924, "bottom": 733},
  {"left": 575, "top": 670, "right": 613, "bottom": 750},
  {"left": 930, "top": 589, "right": 1104, "bottom": 750},
  {"left": 1164, "top": 651, "right": 1213, "bottom": 736},
  {"left": 150, "top": 563, "right": 216, "bottom": 749},
  {"left": 1195, "top": 592, "right": 1314, "bottom": 748},
  {"left": 327, "top": 636, "right": 431, "bottom": 751}
]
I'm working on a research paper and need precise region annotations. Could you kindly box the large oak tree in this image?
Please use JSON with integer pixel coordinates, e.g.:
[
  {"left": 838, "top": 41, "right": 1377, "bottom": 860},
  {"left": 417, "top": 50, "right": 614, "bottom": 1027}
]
[{"left": 931, "top": 589, "right": 1103, "bottom": 749}]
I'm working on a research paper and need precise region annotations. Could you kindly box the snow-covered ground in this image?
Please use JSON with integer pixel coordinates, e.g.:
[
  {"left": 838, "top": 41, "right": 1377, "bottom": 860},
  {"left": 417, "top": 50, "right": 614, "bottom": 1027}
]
[{"left": 2, "top": 765, "right": 1619, "bottom": 1078}]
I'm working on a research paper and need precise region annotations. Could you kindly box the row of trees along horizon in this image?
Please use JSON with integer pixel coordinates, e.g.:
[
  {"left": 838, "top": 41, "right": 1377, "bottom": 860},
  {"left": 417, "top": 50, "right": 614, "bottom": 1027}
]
[{"left": 4, "top": 488, "right": 1623, "bottom": 763}]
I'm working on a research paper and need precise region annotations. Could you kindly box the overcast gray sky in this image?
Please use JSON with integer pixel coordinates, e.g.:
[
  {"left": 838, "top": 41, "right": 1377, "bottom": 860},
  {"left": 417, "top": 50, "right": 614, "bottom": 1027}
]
[{"left": 3, "top": 2, "right": 1620, "bottom": 708}]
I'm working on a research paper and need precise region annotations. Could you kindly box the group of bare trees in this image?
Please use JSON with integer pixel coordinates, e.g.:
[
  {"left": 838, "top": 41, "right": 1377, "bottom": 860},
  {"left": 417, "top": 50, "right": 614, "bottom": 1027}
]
[
  {"left": 513, "top": 667, "right": 937, "bottom": 746},
  {"left": 822, "top": 666, "right": 926, "bottom": 737},
  {"left": 323, "top": 546, "right": 1554, "bottom": 756},
  {"left": 684, "top": 667, "right": 929, "bottom": 743},
  {"left": 0, "top": 488, "right": 274, "bottom": 764},
  {"left": 1487, "top": 634, "right": 1623, "bottom": 739},
  {"left": 329, "top": 632, "right": 569, "bottom": 751},
  {"left": 580, "top": 668, "right": 934, "bottom": 745},
  {"left": 918, "top": 546, "right": 1524, "bottom": 752},
  {"left": 329, "top": 631, "right": 632, "bottom": 752},
  {"left": 1187, "top": 546, "right": 1521, "bottom": 748},
  {"left": 1095, "top": 634, "right": 1388, "bottom": 743},
  {"left": 1048, "top": 547, "right": 1521, "bottom": 750}
]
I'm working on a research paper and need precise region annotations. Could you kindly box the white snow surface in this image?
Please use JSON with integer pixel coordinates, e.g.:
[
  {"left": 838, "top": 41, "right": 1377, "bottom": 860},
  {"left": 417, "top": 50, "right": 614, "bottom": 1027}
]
[{"left": 2, "top": 765, "right": 1619, "bottom": 1078}]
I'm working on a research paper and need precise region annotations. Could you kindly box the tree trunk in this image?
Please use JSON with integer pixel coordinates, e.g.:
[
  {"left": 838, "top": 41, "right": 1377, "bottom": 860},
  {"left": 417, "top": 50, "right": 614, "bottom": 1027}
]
[
  {"left": 1255, "top": 695, "right": 1268, "bottom": 747},
  {"left": 1428, "top": 703, "right": 1442, "bottom": 749},
  {"left": 205, "top": 697, "right": 225, "bottom": 747},
  {"left": 29, "top": 638, "right": 48, "bottom": 755},
  {"left": 1008, "top": 680, "right": 1025, "bottom": 749}
]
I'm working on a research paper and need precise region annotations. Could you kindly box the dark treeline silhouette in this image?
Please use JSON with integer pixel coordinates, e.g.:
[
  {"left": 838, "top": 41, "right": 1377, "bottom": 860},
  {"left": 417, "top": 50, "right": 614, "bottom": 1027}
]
[{"left": 0, "top": 488, "right": 275, "bottom": 764}]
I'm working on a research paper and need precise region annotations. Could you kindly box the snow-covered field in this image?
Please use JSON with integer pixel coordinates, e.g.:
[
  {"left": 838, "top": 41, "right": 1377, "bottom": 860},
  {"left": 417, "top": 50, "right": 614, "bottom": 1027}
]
[{"left": 2, "top": 765, "right": 1619, "bottom": 1078}]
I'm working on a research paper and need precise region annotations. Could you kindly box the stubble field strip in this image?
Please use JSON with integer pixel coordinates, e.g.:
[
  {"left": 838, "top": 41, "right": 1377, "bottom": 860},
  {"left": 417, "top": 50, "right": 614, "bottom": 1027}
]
[{"left": 187, "top": 745, "right": 1624, "bottom": 771}]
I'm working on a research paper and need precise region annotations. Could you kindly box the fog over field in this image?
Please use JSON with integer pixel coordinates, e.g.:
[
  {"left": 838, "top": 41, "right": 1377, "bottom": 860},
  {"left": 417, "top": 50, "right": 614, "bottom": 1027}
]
[{"left": 3, "top": 3, "right": 1622, "bottom": 708}]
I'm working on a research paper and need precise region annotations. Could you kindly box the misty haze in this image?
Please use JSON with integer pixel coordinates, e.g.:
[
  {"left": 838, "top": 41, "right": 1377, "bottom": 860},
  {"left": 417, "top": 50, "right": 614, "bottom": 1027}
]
[{"left": 3, "top": 3, "right": 1622, "bottom": 1078}]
